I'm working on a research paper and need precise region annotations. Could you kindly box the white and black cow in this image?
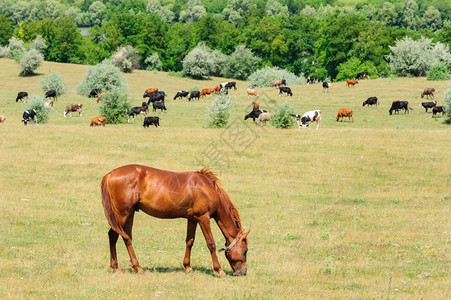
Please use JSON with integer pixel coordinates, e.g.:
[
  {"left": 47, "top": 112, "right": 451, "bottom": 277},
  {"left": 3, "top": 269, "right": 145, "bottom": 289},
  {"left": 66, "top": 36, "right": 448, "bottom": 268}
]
[
  {"left": 16, "top": 91, "right": 29, "bottom": 102},
  {"left": 322, "top": 82, "right": 331, "bottom": 93},
  {"left": 143, "top": 116, "right": 160, "bottom": 128},
  {"left": 173, "top": 90, "right": 189, "bottom": 100},
  {"left": 293, "top": 110, "right": 322, "bottom": 130},
  {"left": 244, "top": 109, "right": 264, "bottom": 122},
  {"left": 363, "top": 97, "right": 378, "bottom": 107},
  {"left": 419, "top": 100, "right": 436, "bottom": 112},
  {"left": 64, "top": 104, "right": 83, "bottom": 117},
  {"left": 225, "top": 81, "right": 237, "bottom": 91},
  {"left": 188, "top": 91, "right": 200, "bottom": 101},
  {"left": 432, "top": 106, "right": 445, "bottom": 117},
  {"left": 88, "top": 89, "right": 101, "bottom": 98},
  {"left": 127, "top": 102, "right": 148, "bottom": 122},
  {"left": 389, "top": 101, "right": 411, "bottom": 115},
  {"left": 145, "top": 91, "right": 165, "bottom": 103},
  {"left": 22, "top": 109, "right": 38, "bottom": 125},
  {"left": 307, "top": 76, "right": 318, "bottom": 85},
  {"left": 152, "top": 101, "right": 167, "bottom": 113},
  {"left": 279, "top": 86, "right": 293, "bottom": 96}
]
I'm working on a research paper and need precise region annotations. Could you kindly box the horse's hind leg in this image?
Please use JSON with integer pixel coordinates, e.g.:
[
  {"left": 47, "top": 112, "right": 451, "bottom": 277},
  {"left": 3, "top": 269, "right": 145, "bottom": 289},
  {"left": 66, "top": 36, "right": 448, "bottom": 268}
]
[
  {"left": 122, "top": 211, "right": 144, "bottom": 274},
  {"left": 108, "top": 229, "right": 121, "bottom": 273},
  {"left": 183, "top": 219, "right": 198, "bottom": 273}
]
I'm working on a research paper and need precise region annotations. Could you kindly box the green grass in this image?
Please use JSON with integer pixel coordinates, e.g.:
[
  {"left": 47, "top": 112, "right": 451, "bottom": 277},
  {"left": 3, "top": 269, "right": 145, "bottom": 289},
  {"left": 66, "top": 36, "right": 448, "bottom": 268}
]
[{"left": 0, "top": 58, "right": 450, "bottom": 299}]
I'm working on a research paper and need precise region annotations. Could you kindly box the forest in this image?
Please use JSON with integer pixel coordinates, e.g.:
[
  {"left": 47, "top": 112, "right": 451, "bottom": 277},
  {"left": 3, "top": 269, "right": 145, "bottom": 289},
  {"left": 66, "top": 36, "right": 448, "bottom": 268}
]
[{"left": 0, "top": 0, "right": 450, "bottom": 80}]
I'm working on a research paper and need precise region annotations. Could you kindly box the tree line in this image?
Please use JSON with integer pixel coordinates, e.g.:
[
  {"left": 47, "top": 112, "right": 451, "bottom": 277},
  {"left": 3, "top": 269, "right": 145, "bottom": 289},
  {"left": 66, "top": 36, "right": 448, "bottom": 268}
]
[{"left": 0, "top": 0, "right": 450, "bottom": 80}]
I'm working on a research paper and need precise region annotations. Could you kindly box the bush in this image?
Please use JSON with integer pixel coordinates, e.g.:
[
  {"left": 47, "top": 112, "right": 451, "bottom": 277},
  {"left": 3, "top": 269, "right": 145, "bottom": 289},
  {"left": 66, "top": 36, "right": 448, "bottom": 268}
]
[
  {"left": 98, "top": 88, "right": 131, "bottom": 124},
  {"left": 24, "top": 95, "right": 52, "bottom": 124},
  {"left": 111, "top": 45, "right": 140, "bottom": 73},
  {"left": 40, "top": 72, "right": 68, "bottom": 97},
  {"left": 427, "top": 64, "right": 451, "bottom": 81},
  {"left": 8, "top": 37, "right": 24, "bottom": 61},
  {"left": 182, "top": 42, "right": 215, "bottom": 78},
  {"left": 77, "top": 60, "right": 128, "bottom": 96},
  {"left": 29, "top": 35, "right": 47, "bottom": 53},
  {"left": 207, "top": 94, "right": 233, "bottom": 128},
  {"left": 247, "top": 66, "right": 306, "bottom": 88},
  {"left": 444, "top": 87, "right": 451, "bottom": 124},
  {"left": 144, "top": 52, "right": 163, "bottom": 71},
  {"left": 19, "top": 49, "right": 44, "bottom": 76},
  {"left": 210, "top": 50, "right": 227, "bottom": 77},
  {"left": 270, "top": 102, "right": 296, "bottom": 129},
  {"left": 335, "top": 58, "right": 378, "bottom": 81},
  {"left": 222, "top": 45, "right": 261, "bottom": 80}
]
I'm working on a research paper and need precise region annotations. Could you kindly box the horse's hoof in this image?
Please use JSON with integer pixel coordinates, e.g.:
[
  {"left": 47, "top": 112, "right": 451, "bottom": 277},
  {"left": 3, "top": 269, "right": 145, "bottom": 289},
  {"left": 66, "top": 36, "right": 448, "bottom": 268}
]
[
  {"left": 133, "top": 266, "right": 144, "bottom": 274},
  {"left": 113, "top": 269, "right": 122, "bottom": 275},
  {"left": 185, "top": 267, "right": 193, "bottom": 274},
  {"left": 218, "top": 270, "right": 227, "bottom": 278}
]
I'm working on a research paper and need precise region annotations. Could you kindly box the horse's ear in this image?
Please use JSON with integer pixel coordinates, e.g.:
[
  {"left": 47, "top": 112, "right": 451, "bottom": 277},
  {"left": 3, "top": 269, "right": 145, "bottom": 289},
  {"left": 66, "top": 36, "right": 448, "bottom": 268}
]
[{"left": 241, "top": 230, "right": 250, "bottom": 240}]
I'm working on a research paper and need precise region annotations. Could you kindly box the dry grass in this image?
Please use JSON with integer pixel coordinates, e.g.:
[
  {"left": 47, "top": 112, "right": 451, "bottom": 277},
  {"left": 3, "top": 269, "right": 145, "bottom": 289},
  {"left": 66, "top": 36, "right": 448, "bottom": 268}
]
[{"left": 0, "top": 58, "right": 450, "bottom": 299}]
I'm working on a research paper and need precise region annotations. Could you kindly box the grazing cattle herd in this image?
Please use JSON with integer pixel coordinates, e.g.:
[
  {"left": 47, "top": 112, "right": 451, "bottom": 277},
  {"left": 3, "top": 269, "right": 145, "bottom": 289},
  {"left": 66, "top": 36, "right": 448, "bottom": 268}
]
[{"left": 2, "top": 72, "right": 447, "bottom": 130}]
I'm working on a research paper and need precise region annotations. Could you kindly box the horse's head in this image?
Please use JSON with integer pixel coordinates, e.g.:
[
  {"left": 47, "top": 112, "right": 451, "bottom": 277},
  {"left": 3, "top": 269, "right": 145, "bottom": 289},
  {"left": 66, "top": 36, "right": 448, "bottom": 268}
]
[{"left": 220, "top": 230, "right": 250, "bottom": 276}]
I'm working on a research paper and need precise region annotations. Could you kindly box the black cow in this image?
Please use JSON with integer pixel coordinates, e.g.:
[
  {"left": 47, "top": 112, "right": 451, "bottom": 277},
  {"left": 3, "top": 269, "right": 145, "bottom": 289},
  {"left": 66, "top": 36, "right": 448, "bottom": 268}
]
[
  {"left": 363, "top": 97, "right": 378, "bottom": 107},
  {"left": 225, "top": 81, "right": 237, "bottom": 90},
  {"left": 16, "top": 91, "right": 28, "bottom": 102},
  {"left": 356, "top": 72, "right": 369, "bottom": 80},
  {"left": 322, "top": 82, "right": 330, "bottom": 93},
  {"left": 145, "top": 91, "right": 165, "bottom": 103},
  {"left": 88, "top": 89, "right": 101, "bottom": 98},
  {"left": 419, "top": 100, "right": 436, "bottom": 112},
  {"left": 143, "top": 116, "right": 160, "bottom": 127},
  {"left": 244, "top": 109, "right": 264, "bottom": 122},
  {"left": 188, "top": 91, "right": 200, "bottom": 101},
  {"left": 389, "top": 101, "right": 411, "bottom": 115},
  {"left": 279, "top": 86, "right": 293, "bottom": 96},
  {"left": 432, "top": 106, "right": 445, "bottom": 117},
  {"left": 22, "top": 109, "right": 38, "bottom": 125},
  {"left": 127, "top": 103, "right": 148, "bottom": 122},
  {"left": 307, "top": 76, "right": 318, "bottom": 85},
  {"left": 152, "top": 101, "right": 167, "bottom": 113},
  {"left": 45, "top": 90, "right": 57, "bottom": 101},
  {"left": 173, "top": 90, "right": 189, "bottom": 100}
]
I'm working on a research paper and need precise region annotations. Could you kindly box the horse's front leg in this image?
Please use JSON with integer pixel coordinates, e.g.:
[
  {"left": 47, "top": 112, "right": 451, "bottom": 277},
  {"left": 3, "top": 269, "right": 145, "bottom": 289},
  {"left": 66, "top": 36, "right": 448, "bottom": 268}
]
[
  {"left": 183, "top": 219, "right": 197, "bottom": 273},
  {"left": 196, "top": 214, "right": 226, "bottom": 277}
]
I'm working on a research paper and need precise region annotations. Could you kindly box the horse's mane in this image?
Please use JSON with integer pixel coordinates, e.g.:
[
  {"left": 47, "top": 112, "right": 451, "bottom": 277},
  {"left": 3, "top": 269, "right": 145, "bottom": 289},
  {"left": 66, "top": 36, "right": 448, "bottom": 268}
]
[{"left": 197, "top": 168, "right": 242, "bottom": 230}]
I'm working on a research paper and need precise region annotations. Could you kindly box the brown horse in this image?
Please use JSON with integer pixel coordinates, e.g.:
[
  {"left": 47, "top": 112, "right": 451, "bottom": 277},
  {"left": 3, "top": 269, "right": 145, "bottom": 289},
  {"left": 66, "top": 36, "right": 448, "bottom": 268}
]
[{"left": 101, "top": 165, "right": 249, "bottom": 277}]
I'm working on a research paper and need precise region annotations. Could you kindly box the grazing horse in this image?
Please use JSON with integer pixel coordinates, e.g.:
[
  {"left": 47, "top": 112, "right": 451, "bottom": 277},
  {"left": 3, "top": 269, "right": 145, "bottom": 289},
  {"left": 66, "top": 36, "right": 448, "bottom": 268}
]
[{"left": 101, "top": 165, "right": 249, "bottom": 277}]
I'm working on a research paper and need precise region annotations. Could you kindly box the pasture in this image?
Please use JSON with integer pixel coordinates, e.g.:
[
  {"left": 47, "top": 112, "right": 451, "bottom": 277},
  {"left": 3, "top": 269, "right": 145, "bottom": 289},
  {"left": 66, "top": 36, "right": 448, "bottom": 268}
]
[{"left": 0, "top": 58, "right": 450, "bottom": 299}]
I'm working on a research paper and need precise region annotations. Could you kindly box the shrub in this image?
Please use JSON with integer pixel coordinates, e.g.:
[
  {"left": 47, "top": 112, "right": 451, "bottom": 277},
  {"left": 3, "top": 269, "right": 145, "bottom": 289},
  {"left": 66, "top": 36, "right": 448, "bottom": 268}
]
[
  {"left": 207, "top": 94, "right": 233, "bottom": 128},
  {"left": 0, "top": 46, "right": 9, "bottom": 57},
  {"left": 111, "top": 45, "right": 140, "bottom": 73},
  {"left": 19, "top": 49, "right": 44, "bottom": 76},
  {"left": 98, "top": 88, "right": 131, "bottom": 124},
  {"left": 77, "top": 60, "right": 128, "bottom": 96},
  {"left": 24, "top": 95, "right": 52, "bottom": 124},
  {"left": 335, "top": 58, "right": 378, "bottom": 81},
  {"left": 222, "top": 45, "right": 261, "bottom": 80},
  {"left": 40, "top": 72, "right": 68, "bottom": 97},
  {"left": 247, "top": 66, "right": 306, "bottom": 88},
  {"left": 144, "top": 52, "right": 163, "bottom": 71},
  {"left": 210, "top": 49, "right": 227, "bottom": 77},
  {"left": 29, "top": 35, "right": 47, "bottom": 54},
  {"left": 270, "top": 102, "right": 296, "bottom": 129},
  {"left": 8, "top": 37, "right": 25, "bottom": 61},
  {"left": 444, "top": 86, "right": 451, "bottom": 124},
  {"left": 427, "top": 64, "right": 451, "bottom": 81},
  {"left": 182, "top": 42, "right": 215, "bottom": 78}
]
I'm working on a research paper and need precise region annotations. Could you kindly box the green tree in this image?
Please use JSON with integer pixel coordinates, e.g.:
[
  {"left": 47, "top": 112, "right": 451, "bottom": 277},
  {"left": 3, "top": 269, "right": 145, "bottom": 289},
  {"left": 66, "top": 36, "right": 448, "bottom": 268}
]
[
  {"left": 144, "top": 52, "right": 163, "bottom": 70},
  {"left": 270, "top": 102, "right": 295, "bottom": 129},
  {"left": 207, "top": 94, "right": 233, "bottom": 128},
  {"left": 422, "top": 6, "right": 442, "bottom": 31},
  {"left": 376, "top": 2, "right": 398, "bottom": 26},
  {"left": 223, "top": 45, "right": 260, "bottom": 80},
  {"left": 0, "top": 14, "right": 14, "bottom": 45},
  {"left": 182, "top": 42, "right": 214, "bottom": 78},
  {"left": 98, "top": 88, "right": 131, "bottom": 124},
  {"left": 163, "top": 22, "right": 195, "bottom": 71},
  {"left": 88, "top": 1, "right": 107, "bottom": 26},
  {"left": 265, "top": 0, "right": 289, "bottom": 19},
  {"left": 40, "top": 72, "right": 69, "bottom": 97},
  {"left": 179, "top": 0, "right": 206, "bottom": 22},
  {"left": 335, "top": 58, "right": 377, "bottom": 81},
  {"left": 146, "top": 0, "right": 174, "bottom": 22}
]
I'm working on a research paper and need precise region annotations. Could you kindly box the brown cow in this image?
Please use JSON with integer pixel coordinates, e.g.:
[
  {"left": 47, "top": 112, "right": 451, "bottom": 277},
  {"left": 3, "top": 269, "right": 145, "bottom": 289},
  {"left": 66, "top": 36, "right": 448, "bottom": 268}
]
[
  {"left": 346, "top": 79, "right": 359, "bottom": 87},
  {"left": 200, "top": 88, "right": 215, "bottom": 97},
  {"left": 97, "top": 92, "right": 106, "bottom": 103},
  {"left": 336, "top": 108, "right": 354, "bottom": 122},
  {"left": 143, "top": 88, "right": 158, "bottom": 98},
  {"left": 64, "top": 104, "right": 83, "bottom": 117},
  {"left": 271, "top": 79, "right": 286, "bottom": 88},
  {"left": 90, "top": 116, "right": 106, "bottom": 126},
  {"left": 247, "top": 89, "right": 258, "bottom": 99},
  {"left": 252, "top": 101, "right": 260, "bottom": 110},
  {"left": 421, "top": 88, "right": 435, "bottom": 99},
  {"left": 214, "top": 85, "right": 221, "bottom": 94},
  {"left": 0, "top": 115, "right": 5, "bottom": 123}
]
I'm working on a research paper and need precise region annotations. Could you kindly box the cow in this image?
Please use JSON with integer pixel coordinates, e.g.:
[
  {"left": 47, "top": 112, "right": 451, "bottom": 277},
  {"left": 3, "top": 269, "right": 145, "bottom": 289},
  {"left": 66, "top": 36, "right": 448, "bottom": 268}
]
[
  {"left": 200, "top": 88, "right": 215, "bottom": 97},
  {"left": 188, "top": 90, "right": 200, "bottom": 101},
  {"left": 336, "top": 108, "right": 354, "bottom": 122},
  {"left": 88, "top": 89, "right": 101, "bottom": 98},
  {"left": 272, "top": 79, "right": 286, "bottom": 88},
  {"left": 16, "top": 92, "right": 28, "bottom": 102},
  {"left": 307, "top": 76, "right": 318, "bottom": 85},
  {"left": 97, "top": 92, "right": 106, "bottom": 103},
  {"left": 145, "top": 91, "right": 165, "bottom": 103},
  {"left": 256, "top": 112, "right": 273, "bottom": 125},
  {"left": 0, "top": 115, "right": 5, "bottom": 123},
  {"left": 355, "top": 72, "right": 369, "bottom": 80},
  {"left": 143, "top": 88, "right": 158, "bottom": 97},
  {"left": 143, "top": 116, "right": 160, "bottom": 128},
  {"left": 389, "top": 101, "right": 411, "bottom": 115},
  {"left": 152, "top": 101, "right": 167, "bottom": 113},
  {"left": 64, "top": 104, "right": 83, "bottom": 117},
  {"left": 214, "top": 85, "right": 221, "bottom": 94},
  {"left": 279, "top": 86, "right": 293, "bottom": 97},
  {"left": 44, "top": 99, "right": 54, "bottom": 109},
  {"left": 244, "top": 109, "right": 263, "bottom": 122},
  {"left": 225, "top": 81, "right": 237, "bottom": 91},
  {"left": 292, "top": 110, "right": 322, "bottom": 130},
  {"left": 22, "top": 109, "right": 37, "bottom": 125},
  {"left": 421, "top": 88, "right": 435, "bottom": 99},
  {"left": 322, "top": 82, "right": 331, "bottom": 93},
  {"left": 247, "top": 89, "right": 258, "bottom": 99},
  {"left": 432, "top": 106, "right": 445, "bottom": 117},
  {"left": 252, "top": 101, "right": 260, "bottom": 110},
  {"left": 346, "top": 80, "right": 358, "bottom": 87},
  {"left": 419, "top": 100, "right": 436, "bottom": 112},
  {"left": 173, "top": 91, "right": 189, "bottom": 100},
  {"left": 45, "top": 90, "right": 57, "bottom": 101},
  {"left": 127, "top": 103, "right": 148, "bottom": 123},
  {"left": 363, "top": 97, "right": 378, "bottom": 107},
  {"left": 90, "top": 116, "right": 106, "bottom": 127}
]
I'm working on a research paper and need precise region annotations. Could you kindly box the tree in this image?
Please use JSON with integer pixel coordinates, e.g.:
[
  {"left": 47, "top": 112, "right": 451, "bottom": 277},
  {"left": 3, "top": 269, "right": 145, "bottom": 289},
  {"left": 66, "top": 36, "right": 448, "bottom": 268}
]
[
  {"left": 179, "top": 0, "right": 206, "bottom": 23},
  {"left": 144, "top": 52, "right": 163, "bottom": 70},
  {"left": 247, "top": 66, "right": 305, "bottom": 87},
  {"left": 40, "top": 72, "right": 69, "bottom": 97},
  {"left": 112, "top": 45, "right": 141, "bottom": 72},
  {"left": 182, "top": 42, "right": 214, "bottom": 78},
  {"left": 401, "top": 0, "right": 419, "bottom": 29},
  {"left": 223, "top": 45, "right": 260, "bottom": 80},
  {"left": 422, "top": 6, "right": 442, "bottom": 31},
  {"left": 207, "top": 94, "right": 233, "bottom": 128},
  {"left": 88, "top": 1, "right": 107, "bottom": 26},
  {"left": 222, "top": 0, "right": 256, "bottom": 25},
  {"left": 8, "top": 37, "right": 25, "bottom": 60},
  {"left": 19, "top": 49, "right": 44, "bottom": 76},
  {"left": 427, "top": 64, "right": 451, "bottom": 81},
  {"left": 335, "top": 58, "right": 377, "bottom": 81},
  {"left": 29, "top": 35, "right": 47, "bottom": 53},
  {"left": 265, "top": 0, "right": 289, "bottom": 19},
  {"left": 146, "top": 0, "right": 174, "bottom": 22},
  {"left": 377, "top": 2, "right": 398, "bottom": 26},
  {"left": 0, "top": 14, "right": 14, "bottom": 45},
  {"left": 98, "top": 88, "right": 131, "bottom": 124}
]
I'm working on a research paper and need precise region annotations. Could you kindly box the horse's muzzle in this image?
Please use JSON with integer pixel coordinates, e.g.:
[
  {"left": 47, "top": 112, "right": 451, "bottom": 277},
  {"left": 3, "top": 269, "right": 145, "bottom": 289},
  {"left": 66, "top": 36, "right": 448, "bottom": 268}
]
[{"left": 233, "top": 267, "right": 247, "bottom": 276}]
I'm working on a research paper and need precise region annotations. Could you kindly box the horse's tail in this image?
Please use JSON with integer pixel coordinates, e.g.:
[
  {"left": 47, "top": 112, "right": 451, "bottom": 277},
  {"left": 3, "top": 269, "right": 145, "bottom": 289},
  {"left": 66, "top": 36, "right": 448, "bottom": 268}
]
[{"left": 101, "top": 174, "right": 131, "bottom": 240}]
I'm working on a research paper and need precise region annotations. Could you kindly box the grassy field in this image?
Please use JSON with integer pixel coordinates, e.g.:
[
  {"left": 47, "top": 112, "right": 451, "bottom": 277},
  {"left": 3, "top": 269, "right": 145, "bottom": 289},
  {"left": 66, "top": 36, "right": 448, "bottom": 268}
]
[{"left": 0, "top": 58, "right": 450, "bottom": 299}]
